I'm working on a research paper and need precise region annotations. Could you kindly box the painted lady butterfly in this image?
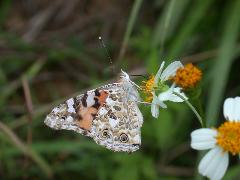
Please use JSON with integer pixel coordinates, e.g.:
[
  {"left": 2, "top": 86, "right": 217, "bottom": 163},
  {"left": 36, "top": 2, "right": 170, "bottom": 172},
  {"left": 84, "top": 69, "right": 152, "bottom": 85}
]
[{"left": 44, "top": 70, "right": 143, "bottom": 152}]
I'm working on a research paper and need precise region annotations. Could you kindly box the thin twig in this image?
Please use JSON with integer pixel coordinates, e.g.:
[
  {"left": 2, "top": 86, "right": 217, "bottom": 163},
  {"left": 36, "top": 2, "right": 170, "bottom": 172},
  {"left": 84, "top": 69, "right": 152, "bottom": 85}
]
[
  {"left": 22, "top": 77, "right": 33, "bottom": 145},
  {"left": 173, "top": 92, "right": 204, "bottom": 127},
  {"left": 0, "top": 122, "right": 52, "bottom": 177},
  {"left": 22, "top": 76, "right": 34, "bottom": 172}
]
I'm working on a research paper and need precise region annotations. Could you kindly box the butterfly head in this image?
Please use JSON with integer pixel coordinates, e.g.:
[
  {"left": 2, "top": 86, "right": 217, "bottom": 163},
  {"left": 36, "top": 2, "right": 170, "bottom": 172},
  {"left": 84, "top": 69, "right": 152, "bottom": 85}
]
[
  {"left": 119, "top": 70, "right": 141, "bottom": 102},
  {"left": 120, "top": 69, "right": 130, "bottom": 80}
]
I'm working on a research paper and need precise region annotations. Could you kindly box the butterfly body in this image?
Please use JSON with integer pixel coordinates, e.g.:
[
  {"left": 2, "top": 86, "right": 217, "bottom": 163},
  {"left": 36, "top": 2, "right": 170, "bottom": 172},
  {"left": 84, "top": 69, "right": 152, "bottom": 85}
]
[{"left": 44, "top": 72, "right": 143, "bottom": 152}]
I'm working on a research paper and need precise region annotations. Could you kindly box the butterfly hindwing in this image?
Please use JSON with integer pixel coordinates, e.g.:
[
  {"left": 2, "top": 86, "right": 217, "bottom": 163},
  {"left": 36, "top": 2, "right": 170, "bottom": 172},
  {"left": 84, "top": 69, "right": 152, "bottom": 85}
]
[{"left": 92, "top": 83, "right": 143, "bottom": 152}]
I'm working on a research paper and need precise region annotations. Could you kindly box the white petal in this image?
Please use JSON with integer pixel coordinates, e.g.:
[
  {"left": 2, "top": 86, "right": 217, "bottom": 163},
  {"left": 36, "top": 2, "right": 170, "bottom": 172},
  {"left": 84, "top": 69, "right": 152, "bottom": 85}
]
[
  {"left": 151, "top": 95, "right": 167, "bottom": 118},
  {"left": 172, "top": 87, "right": 188, "bottom": 101},
  {"left": 160, "top": 61, "right": 183, "bottom": 82},
  {"left": 154, "top": 94, "right": 167, "bottom": 108},
  {"left": 154, "top": 61, "right": 165, "bottom": 85},
  {"left": 198, "top": 147, "right": 229, "bottom": 180},
  {"left": 191, "top": 128, "right": 217, "bottom": 150},
  {"left": 158, "top": 87, "right": 187, "bottom": 102},
  {"left": 158, "top": 89, "right": 172, "bottom": 102},
  {"left": 151, "top": 103, "right": 159, "bottom": 118},
  {"left": 223, "top": 97, "right": 240, "bottom": 122},
  {"left": 151, "top": 95, "right": 160, "bottom": 118}
]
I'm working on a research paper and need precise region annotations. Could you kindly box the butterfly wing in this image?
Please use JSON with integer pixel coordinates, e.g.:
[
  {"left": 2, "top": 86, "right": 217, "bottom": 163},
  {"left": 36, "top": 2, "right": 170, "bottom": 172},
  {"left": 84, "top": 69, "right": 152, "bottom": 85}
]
[{"left": 44, "top": 81, "right": 143, "bottom": 152}]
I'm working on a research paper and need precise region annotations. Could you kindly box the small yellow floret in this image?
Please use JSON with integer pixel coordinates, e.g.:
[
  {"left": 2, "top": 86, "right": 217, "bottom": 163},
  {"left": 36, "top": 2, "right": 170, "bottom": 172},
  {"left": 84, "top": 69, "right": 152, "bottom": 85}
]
[
  {"left": 171, "top": 63, "right": 202, "bottom": 89},
  {"left": 216, "top": 121, "right": 240, "bottom": 155},
  {"left": 141, "top": 75, "right": 155, "bottom": 102}
]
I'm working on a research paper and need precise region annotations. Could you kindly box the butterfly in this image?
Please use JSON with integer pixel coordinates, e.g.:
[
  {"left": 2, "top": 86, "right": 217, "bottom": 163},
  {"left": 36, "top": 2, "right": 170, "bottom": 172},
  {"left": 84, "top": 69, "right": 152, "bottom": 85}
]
[{"left": 44, "top": 70, "right": 143, "bottom": 152}]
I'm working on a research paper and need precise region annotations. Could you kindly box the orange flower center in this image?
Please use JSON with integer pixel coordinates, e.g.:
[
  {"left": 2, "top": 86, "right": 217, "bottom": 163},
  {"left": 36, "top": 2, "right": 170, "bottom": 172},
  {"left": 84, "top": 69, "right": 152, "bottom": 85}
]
[
  {"left": 216, "top": 121, "right": 240, "bottom": 155},
  {"left": 171, "top": 63, "right": 202, "bottom": 89},
  {"left": 141, "top": 75, "right": 155, "bottom": 102}
]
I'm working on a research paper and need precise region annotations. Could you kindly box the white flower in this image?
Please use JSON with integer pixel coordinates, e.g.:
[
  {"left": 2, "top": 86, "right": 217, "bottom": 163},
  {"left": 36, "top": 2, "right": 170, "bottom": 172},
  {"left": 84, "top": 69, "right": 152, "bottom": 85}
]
[
  {"left": 191, "top": 97, "right": 240, "bottom": 180},
  {"left": 151, "top": 61, "right": 187, "bottom": 118}
]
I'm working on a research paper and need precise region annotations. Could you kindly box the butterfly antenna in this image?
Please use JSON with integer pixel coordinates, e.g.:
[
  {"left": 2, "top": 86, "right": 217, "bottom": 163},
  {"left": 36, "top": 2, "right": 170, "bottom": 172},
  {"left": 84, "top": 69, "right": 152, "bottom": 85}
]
[
  {"left": 98, "top": 36, "right": 115, "bottom": 74},
  {"left": 129, "top": 74, "right": 148, "bottom": 80}
]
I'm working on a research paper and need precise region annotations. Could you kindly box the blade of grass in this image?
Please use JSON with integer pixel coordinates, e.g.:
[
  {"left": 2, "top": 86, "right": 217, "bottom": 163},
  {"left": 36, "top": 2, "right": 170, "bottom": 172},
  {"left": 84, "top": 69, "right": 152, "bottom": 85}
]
[
  {"left": 152, "top": 0, "right": 189, "bottom": 47},
  {"left": 152, "top": 0, "right": 190, "bottom": 49},
  {"left": 0, "top": 121, "right": 52, "bottom": 177},
  {"left": 167, "top": 0, "right": 214, "bottom": 60},
  {"left": 147, "top": 0, "right": 178, "bottom": 72},
  {"left": 206, "top": 0, "right": 240, "bottom": 126},
  {"left": 117, "top": 0, "right": 143, "bottom": 62},
  {"left": 159, "top": 0, "right": 175, "bottom": 55}
]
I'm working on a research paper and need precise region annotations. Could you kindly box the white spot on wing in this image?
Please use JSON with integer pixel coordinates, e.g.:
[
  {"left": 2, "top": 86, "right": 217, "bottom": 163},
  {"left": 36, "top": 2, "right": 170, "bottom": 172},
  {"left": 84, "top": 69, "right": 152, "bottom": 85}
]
[
  {"left": 133, "top": 134, "right": 141, "bottom": 144},
  {"left": 109, "top": 118, "right": 118, "bottom": 128},
  {"left": 52, "top": 107, "right": 60, "bottom": 113},
  {"left": 99, "top": 107, "right": 108, "bottom": 115},
  {"left": 66, "top": 98, "right": 75, "bottom": 113},
  {"left": 106, "top": 97, "right": 115, "bottom": 105},
  {"left": 66, "top": 116, "right": 74, "bottom": 123},
  {"left": 86, "top": 93, "right": 95, "bottom": 106}
]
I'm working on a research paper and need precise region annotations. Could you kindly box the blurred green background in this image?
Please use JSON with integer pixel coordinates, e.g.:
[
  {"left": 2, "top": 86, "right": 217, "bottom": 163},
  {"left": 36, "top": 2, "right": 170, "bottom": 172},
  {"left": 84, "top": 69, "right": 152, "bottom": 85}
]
[{"left": 0, "top": 0, "right": 240, "bottom": 179}]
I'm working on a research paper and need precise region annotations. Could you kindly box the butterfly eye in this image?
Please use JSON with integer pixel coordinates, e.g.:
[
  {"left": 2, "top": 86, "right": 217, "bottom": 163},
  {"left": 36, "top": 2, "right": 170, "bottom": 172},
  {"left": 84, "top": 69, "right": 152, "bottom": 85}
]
[
  {"left": 120, "top": 133, "right": 128, "bottom": 143},
  {"left": 102, "top": 129, "right": 109, "bottom": 138}
]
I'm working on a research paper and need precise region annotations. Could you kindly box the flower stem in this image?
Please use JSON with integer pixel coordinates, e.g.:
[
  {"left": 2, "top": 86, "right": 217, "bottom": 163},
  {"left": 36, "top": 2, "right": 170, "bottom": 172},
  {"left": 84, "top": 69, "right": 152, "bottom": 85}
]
[{"left": 173, "top": 92, "right": 204, "bottom": 127}]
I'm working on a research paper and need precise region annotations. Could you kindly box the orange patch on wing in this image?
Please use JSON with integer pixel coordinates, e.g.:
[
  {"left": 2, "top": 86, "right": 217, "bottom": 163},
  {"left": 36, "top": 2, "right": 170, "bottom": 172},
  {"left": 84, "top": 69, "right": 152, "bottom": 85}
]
[
  {"left": 97, "top": 91, "right": 109, "bottom": 105},
  {"left": 76, "top": 90, "right": 109, "bottom": 131},
  {"left": 77, "top": 107, "right": 98, "bottom": 130}
]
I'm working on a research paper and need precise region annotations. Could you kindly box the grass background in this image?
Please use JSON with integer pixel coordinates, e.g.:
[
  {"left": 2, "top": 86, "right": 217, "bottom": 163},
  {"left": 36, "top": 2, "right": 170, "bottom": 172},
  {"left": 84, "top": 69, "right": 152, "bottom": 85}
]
[{"left": 0, "top": 0, "right": 240, "bottom": 179}]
